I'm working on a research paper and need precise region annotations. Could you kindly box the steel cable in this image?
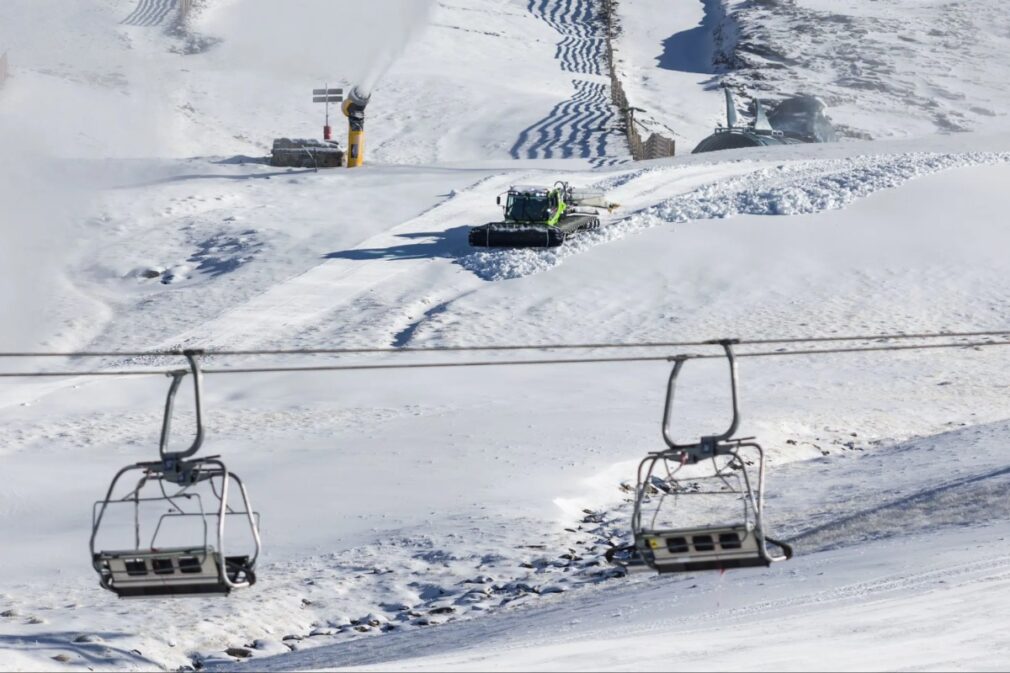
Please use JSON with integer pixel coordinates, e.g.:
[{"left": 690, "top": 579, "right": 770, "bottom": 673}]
[
  {"left": 0, "top": 336, "right": 1007, "bottom": 378},
  {"left": 1, "top": 328, "right": 1010, "bottom": 360}
]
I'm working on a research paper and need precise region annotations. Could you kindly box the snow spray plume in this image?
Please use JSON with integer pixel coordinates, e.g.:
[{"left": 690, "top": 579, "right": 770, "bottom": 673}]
[
  {"left": 355, "top": 0, "right": 434, "bottom": 98},
  {"left": 208, "top": 0, "right": 434, "bottom": 85},
  {"left": 0, "top": 128, "right": 92, "bottom": 350}
]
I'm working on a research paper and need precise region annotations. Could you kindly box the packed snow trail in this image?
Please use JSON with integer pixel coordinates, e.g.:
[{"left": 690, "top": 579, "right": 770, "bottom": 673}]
[
  {"left": 144, "top": 159, "right": 777, "bottom": 351},
  {"left": 460, "top": 151, "right": 1010, "bottom": 281},
  {"left": 165, "top": 410, "right": 1010, "bottom": 670},
  {"left": 106, "top": 149, "right": 1010, "bottom": 355},
  {"left": 159, "top": 171, "right": 517, "bottom": 350}
]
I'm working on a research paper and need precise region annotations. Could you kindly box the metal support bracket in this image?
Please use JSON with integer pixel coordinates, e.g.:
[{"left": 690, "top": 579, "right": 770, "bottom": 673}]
[
  {"left": 662, "top": 340, "right": 742, "bottom": 454},
  {"left": 159, "top": 350, "right": 206, "bottom": 481}
]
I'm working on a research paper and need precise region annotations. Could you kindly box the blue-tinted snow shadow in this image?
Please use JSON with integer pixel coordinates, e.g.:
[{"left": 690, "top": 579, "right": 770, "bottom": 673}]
[
  {"left": 323, "top": 227, "right": 471, "bottom": 262},
  {"left": 115, "top": 169, "right": 316, "bottom": 189},
  {"left": 657, "top": 0, "right": 719, "bottom": 74},
  {"left": 212, "top": 155, "right": 270, "bottom": 166},
  {"left": 206, "top": 614, "right": 532, "bottom": 672},
  {"left": 0, "top": 632, "right": 156, "bottom": 668},
  {"left": 189, "top": 230, "right": 264, "bottom": 278},
  {"left": 510, "top": 80, "right": 613, "bottom": 160}
]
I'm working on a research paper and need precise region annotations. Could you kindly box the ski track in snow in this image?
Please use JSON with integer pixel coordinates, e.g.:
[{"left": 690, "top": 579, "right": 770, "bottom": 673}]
[
  {"left": 458, "top": 151, "right": 1010, "bottom": 281},
  {"left": 121, "top": 0, "right": 177, "bottom": 27},
  {"left": 159, "top": 172, "right": 515, "bottom": 351},
  {"left": 152, "top": 151, "right": 1010, "bottom": 354}
]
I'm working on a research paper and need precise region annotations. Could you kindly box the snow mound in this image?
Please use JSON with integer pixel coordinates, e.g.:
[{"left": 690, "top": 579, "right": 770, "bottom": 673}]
[
  {"left": 649, "top": 152, "right": 1010, "bottom": 221},
  {"left": 458, "top": 152, "right": 1010, "bottom": 281}
]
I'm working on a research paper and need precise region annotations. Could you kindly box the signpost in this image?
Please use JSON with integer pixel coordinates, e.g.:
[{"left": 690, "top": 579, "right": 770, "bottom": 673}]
[{"left": 313, "top": 85, "right": 343, "bottom": 140}]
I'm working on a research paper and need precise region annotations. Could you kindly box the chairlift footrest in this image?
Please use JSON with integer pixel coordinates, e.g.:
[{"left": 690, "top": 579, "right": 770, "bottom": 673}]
[{"left": 94, "top": 548, "right": 254, "bottom": 598}]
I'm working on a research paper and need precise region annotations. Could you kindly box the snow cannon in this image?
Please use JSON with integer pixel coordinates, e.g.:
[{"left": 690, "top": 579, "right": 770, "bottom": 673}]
[{"left": 342, "top": 86, "right": 371, "bottom": 168}]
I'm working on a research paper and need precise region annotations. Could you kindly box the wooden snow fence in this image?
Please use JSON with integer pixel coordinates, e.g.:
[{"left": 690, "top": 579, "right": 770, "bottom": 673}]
[{"left": 600, "top": 0, "right": 676, "bottom": 161}]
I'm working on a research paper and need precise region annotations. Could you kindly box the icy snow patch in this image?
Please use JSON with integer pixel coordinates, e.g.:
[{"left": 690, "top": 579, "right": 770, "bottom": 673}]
[{"left": 458, "top": 152, "right": 1010, "bottom": 281}]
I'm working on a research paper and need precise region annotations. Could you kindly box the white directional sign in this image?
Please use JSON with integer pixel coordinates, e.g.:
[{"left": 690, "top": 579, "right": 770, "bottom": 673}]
[{"left": 313, "top": 88, "right": 343, "bottom": 103}]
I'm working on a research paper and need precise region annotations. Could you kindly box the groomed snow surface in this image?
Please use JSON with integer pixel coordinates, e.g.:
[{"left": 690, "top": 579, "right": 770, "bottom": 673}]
[{"left": 3, "top": 0, "right": 1010, "bottom": 671}]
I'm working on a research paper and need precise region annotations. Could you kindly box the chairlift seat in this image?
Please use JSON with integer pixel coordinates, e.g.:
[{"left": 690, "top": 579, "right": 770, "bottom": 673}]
[
  {"left": 635, "top": 524, "right": 773, "bottom": 573},
  {"left": 94, "top": 546, "right": 254, "bottom": 598},
  {"left": 608, "top": 343, "right": 792, "bottom": 575},
  {"left": 90, "top": 353, "right": 262, "bottom": 599}
]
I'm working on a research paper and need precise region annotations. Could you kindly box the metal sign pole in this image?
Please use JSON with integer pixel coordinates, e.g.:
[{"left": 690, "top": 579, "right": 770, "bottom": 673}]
[{"left": 313, "top": 86, "right": 343, "bottom": 141}]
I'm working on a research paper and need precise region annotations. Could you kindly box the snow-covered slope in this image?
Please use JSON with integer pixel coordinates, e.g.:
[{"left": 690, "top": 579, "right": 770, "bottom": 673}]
[
  {"left": 5, "top": 144, "right": 1010, "bottom": 672},
  {"left": 224, "top": 524, "right": 1010, "bottom": 671},
  {"left": 0, "top": 0, "right": 628, "bottom": 163},
  {"left": 3, "top": 0, "right": 1010, "bottom": 671},
  {"left": 614, "top": 0, "right": 1010, "bottom": 145},
  {"left": 609, "top": 0, "right": 727, "bottom": 147}
]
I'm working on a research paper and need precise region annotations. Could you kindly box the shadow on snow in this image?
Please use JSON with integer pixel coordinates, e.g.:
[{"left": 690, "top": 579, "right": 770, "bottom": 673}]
[
  {"left": 323, "top": 227, "right": 472, "bottom": 262},
  {"left": 656, "top": 0, "right": 720, "bottom": 74}
]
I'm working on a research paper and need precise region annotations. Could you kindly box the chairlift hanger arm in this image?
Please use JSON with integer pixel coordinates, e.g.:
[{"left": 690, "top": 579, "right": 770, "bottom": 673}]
[
  {"left": 661, "top": 340, "right": 741, "bottom": 453},
  {"left": 159, "top": 351, "right": 205, "bottom": 464}
]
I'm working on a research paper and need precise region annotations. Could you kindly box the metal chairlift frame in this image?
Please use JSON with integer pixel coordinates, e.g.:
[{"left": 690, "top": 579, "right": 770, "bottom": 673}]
[
  {"left": 610, "top": 341, "right": 792, "bottom": 573},
  {"left": 90, "top": 351, "right": 262, "bottom": 598}
]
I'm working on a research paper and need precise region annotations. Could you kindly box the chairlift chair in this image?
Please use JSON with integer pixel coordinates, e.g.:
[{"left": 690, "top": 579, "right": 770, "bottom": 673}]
[
  {"left": 607, "top": 341, "right": 792, "bottom": 574},
  {"left": 90, "top": 352, "right": 261, "bottom": 598}
]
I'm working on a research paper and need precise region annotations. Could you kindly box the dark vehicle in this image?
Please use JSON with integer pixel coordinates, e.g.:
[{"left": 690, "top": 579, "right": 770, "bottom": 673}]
[{"left": 468, "top": 181, "right": 617, "bottom": 248}]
